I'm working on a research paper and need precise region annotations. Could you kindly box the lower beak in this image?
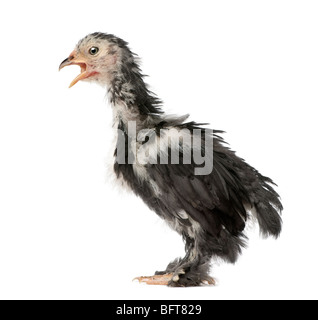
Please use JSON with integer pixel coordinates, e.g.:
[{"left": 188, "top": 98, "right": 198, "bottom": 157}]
[{"left": 59, "top": 52, "right": 92, "bottom": 88}]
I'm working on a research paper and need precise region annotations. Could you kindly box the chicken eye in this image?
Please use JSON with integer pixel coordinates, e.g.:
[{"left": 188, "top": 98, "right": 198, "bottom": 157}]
[{"left": 89, "top": 47, "right": 99, "bottom": 55}]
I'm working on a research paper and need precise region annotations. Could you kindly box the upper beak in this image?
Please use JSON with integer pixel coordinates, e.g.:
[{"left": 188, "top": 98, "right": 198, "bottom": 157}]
[
  {"left": 59, "top": 51, "right": 91, "bottom": 88},
  {"left": 59, "top": 56, "right": 75, "bottom": 71}
]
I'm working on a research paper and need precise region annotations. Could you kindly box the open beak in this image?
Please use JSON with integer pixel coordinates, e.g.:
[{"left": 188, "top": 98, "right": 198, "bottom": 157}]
[{"left": 59, "top": 51, "right": 97, "bottom": 88}]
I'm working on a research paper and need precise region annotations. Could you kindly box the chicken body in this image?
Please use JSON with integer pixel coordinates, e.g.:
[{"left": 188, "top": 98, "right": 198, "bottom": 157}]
[{"left": 60, "top": 33, "right": 282, "bottom": 287}]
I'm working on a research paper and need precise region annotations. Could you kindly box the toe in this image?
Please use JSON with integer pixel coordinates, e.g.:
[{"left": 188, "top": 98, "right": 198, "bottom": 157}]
[{"left": 133, "top": 274, "right": 173, "bottom": 285}]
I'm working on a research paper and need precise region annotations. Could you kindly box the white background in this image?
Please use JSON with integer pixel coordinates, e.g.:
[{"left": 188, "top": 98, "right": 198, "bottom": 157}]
[{"left": 0, "top": 0, "right": 317, "bottom": 300}]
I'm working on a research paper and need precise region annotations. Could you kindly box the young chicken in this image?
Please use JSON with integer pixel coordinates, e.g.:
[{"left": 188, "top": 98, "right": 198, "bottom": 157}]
[{"left": 59, "top": 32, "right": 282, "bottom": 287}]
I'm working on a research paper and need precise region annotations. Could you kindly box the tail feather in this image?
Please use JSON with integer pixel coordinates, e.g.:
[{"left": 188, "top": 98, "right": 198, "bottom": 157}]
[
  {"left": 250, "top": 174, "right": 283, "bottom": 238},
  {"left": 212, "top": 136, "right": 282, "bottom": 238}
]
